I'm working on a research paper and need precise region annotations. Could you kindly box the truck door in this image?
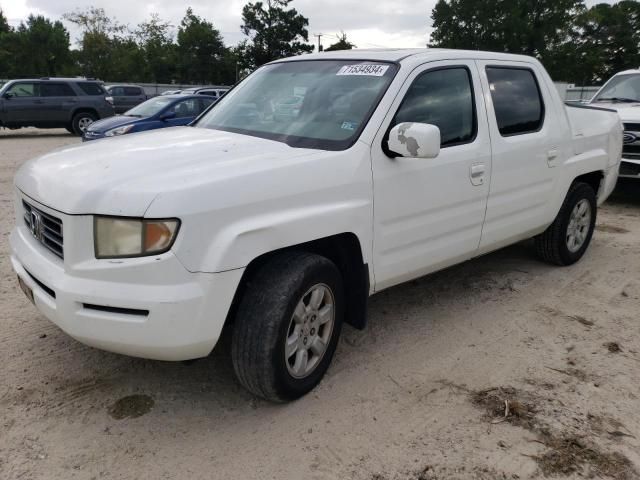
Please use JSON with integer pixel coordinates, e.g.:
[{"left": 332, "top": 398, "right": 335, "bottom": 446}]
[
  {"left": 371, "top": 61, "right": 492, "bottom": 291},
  {"left": 40, "top": 82, "right": 78, "bottom": 124},
  {"left": 2, "top": 82, "right": 42, "bottom": 125},
  {"left": 474, "top": 60, "right": 562, "bottom": 253}
]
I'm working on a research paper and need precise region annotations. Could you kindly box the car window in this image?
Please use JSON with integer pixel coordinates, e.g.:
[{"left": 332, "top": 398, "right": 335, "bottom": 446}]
[
  {"left": 170, "top": 99, "right": 199, "bottom": 118},
  {"left": 6, "top": 82, "right": 39, "bottom": 97},
  {"left": 41, "top": 83, "right": 76, "bottom": 97},
  {"left": 109, "top": 87, "right": 125, "bottom": 96},
  {"left": 124, "top": 87, "right": 142, "bottom": 96},
  {"left": 77, "top": 82, "right": 106, "bottom": 96},
  {"left": 198, "top": 90, "right": 215, "bottom": 96},
  {"left": 486, "top": 67, "right": 545, "bottom": 136},
  {"left": 391, "top": 67, "right": 477, "bottom": 147},
  {"left": 199, "top": 98, "right": 215, "bottom": 111}
]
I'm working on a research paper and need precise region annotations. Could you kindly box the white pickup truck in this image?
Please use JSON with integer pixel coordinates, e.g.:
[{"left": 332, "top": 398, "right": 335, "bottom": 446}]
[
  {"left": 589, "top": 68, "right": 640, "bottom": 179},
  {"left": 10, "top": 49, "right": 622, "bottom": 401}
]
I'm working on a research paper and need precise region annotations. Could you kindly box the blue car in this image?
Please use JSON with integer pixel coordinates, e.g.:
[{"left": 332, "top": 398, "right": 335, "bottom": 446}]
[{"left": 83, "top": 94, "right": 216, "bottom": 141}]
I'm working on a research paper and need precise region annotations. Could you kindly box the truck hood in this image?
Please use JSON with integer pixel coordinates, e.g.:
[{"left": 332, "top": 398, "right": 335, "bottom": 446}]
[
  {"left": 590, "top": 102, "right": 640, "bottom": 122},
  {"left": 15, "top": 127, "right": 322, "bottom": 216}
]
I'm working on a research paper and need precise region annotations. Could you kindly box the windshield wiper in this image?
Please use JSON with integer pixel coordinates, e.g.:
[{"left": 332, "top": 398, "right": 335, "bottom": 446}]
[{"left": 594, "top": 97, "right": 640, "bottom": 103}]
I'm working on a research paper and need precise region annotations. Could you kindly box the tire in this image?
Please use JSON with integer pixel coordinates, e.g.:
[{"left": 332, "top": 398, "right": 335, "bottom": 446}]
[
  {"left": 535, "top": 182, "right": 597, "bottom": 266},
  {"left": 71, "top": 112, "right": 97, "bottom": 136},
  {"left": 231, "top": 252, "right": 344, "bottom": 402}
]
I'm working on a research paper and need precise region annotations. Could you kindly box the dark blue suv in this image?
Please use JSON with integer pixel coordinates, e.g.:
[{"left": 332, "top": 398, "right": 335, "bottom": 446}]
[{"left": 83, "top": 95, "right": 215, "bottom": 141}]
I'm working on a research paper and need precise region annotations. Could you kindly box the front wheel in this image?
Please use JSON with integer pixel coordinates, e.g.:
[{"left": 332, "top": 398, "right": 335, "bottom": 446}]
[
  {"left": 71, "top": 112, "right": 96, "bottom": 136},
  {"left": 231, "top": 252, "right": 344, "bottom": 402},
  {"left": 535, "top": 182, "right": 597, "bottom": 266}
]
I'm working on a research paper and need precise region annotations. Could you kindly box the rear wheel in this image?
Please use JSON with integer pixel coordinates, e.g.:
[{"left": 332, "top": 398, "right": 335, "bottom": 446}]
[
  {"left": 535, "top": 182, "right": 597, "bottom": 266},
  {"left": 231, "top": 252, "right": 344, "bottom": 402},
  {"left": 71, "top": 112, "right": 96, "bottom": 135}
]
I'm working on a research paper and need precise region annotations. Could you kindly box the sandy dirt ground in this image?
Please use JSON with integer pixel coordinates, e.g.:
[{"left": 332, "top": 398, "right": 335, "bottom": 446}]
[{"left": 1, "top": 128, "right": 640, "bottom": 480}]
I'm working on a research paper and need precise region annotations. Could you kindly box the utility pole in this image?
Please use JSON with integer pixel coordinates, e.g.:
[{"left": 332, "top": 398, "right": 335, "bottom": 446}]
[{"left": 314, "top": 33, "right": 323, "bottom": 52}]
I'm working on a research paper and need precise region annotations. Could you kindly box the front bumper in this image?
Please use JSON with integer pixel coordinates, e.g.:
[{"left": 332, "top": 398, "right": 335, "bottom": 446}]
[{"left": 10, "top": 209, "right": 243, "bottom": 361}]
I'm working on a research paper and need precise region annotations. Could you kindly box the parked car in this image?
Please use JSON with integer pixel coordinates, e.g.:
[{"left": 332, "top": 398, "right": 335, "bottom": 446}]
[
  {"left": 0, "top": 78, "right": 114, "bottom": 134},
  {"left": 161, "top": 89, "right": 182, "bottom": 96},
  {"left": 83, "top": 95, "right": 215, "bottom": 141},
  {"left": 590, "top": 69, "right": 640, "bottom": 179},
  {"left": 10, "top": 50, "right": 621, "bottom": 402},
  {"left": 105, "top": 84, "right": 148, "bottom": 114},
  {"left": 180, "top": 86, "right": 229, "bottom": 101}
]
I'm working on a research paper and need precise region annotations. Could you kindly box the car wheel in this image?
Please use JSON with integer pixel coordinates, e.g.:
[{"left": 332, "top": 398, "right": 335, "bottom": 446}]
[
  {"left": 535, "top": 182, "right": 597, "bottom": 266},
  {"left": 231, "top": 251, "right": 344, "bottom": 402},
  {"left": 71, "top": 112, "right": 97, "bottom": 136}
]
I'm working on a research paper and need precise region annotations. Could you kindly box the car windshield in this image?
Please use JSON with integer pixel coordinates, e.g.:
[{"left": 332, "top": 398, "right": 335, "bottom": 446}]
[
  {"left": 125, "top": 97, "right": 173, "bottom": 117},
  {"left": 592, "top": 74, "right": 640, "bottom": 103},
  {"left": 195, "top": 60, "right": 398, "bottom": 150}
]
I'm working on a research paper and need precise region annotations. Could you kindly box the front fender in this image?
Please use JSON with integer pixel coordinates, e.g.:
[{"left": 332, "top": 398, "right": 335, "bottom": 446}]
[{"left": 145, "top": 142, "right": 374, "bottom": 274}]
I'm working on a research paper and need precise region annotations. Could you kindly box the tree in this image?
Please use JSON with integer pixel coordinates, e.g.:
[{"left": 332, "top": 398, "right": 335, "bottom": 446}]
[
  {"left": 63, "top": 7, "right": 127, "bottom": 79},
  {"left": 429, "top": 0, "right": 584, "bottom": 80},
  {"left": 0, "top": 9, "right": 11, "bottom": 78},
  {"left": 136, "top": 14, "right": 175, "bottom": 83},
  {"left": 176, "top": 8, "right": 226, "bottom": 84},
  {"left": 568, "top": 1, "right": 640, "bottom": 84},
  {"left": 0, "top": 9, "right": 9, "bottom": 34},
  {"left": 325, "top": 32, "right": 355, "bottom": 51},
  {"left": 1, "top": 15, "right": 71, "bottom": 77},
  {"left": 240, "top": 0, "right": 313, "bottom": 69}
]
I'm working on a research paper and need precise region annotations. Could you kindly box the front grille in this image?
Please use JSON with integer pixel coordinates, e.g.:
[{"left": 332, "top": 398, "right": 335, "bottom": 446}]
[
  {"left": 23, "top": 201, "right": 64, "bottom": 259},
  {"left": 620, "top": 161, "right": 640, "bottom": 177},
  {"left": 623, "top": 123, "right": 640, "bottom": 160}
]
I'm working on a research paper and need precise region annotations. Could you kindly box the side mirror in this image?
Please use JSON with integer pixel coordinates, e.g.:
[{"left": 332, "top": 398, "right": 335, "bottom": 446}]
[
  {"left": 159, "top": 110, "right": 176, "bottom": 121},
  {"left": 387, "top": 122, "right": 441, "bottom": 159},
  {"left": 2, "top": 92, "right": 13, "bottom": 99}
]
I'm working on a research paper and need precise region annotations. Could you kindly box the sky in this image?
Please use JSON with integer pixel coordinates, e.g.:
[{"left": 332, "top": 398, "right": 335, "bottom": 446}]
[{"left": 0, "top": 0, "right": 619, "bottom": 51}]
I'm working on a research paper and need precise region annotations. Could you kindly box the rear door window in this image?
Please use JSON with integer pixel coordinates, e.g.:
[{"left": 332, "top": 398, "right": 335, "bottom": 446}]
[
  {"left": 77, "top": 82, "right": 106, "bottom": 96},
  {"left": 124, "top": 86, "right": 142, "bottom": 96},
  {"left": 486, "top": 67, "right": 545, "bottom": 136},
  {"left": 41, "top": 83, "right": 76, "bottom": 97}
]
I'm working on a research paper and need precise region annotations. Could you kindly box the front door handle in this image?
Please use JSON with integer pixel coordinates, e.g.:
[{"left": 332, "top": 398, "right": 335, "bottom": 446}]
[{"left": 470, "top": 163, "right": 486, "bottom": 186}]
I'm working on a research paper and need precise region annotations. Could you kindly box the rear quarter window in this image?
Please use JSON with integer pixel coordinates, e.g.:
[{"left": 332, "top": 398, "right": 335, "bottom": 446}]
[
  {"left": 76, "top": 82, "right": 106, "bottom": 96},
  {"left": 124, "top": 87, "right": 143, "bottom": 96},
  {"left": 486, "top": 67, "right": 545, "bottom": 136}
]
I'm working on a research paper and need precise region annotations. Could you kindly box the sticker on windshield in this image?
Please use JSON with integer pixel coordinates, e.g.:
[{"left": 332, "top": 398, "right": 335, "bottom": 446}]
[
  {"left": 341, "top": 121, "right": 358, "bottom": 131},
  {"left": 337, "top": 64, "right": 389, "bottom": 76}
]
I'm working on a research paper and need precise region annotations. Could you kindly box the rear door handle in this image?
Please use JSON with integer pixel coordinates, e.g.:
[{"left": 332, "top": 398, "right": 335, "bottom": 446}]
[{"left": 470, "top": 163, "right": 486, "bottom": 186}]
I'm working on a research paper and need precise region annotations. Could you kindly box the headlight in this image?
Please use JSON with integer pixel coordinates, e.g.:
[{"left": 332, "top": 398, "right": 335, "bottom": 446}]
[
  {"left": 94, "top": 217, "right": 180, "bottom": 259},
  {"left": 105, "top": 125, "right": 135, "bottom": 137}
]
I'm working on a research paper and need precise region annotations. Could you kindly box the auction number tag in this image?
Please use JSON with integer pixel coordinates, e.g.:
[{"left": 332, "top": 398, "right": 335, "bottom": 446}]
[{"left": 337, "top": 64, "right": 389, "bottom": 76}]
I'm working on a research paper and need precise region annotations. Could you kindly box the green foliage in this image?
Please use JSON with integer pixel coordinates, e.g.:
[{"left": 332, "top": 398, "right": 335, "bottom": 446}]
[
  {"left": 568, "top": 1, "right": 640, "bottom": 83},
  {"left": 136, "top": 14, "right": 175, "bottom": 83},
  {"left": 240, "top": 0, "right": 313, "bottom": 69},
  {"left": 0, "top": 14, "right": 71, "bottom": 77},
  {"left": 176, "top": 8, "right": 226, "bottom": 84},
  {"left": 430, "top": 0, "right": 640, "bottom": 84},
  {"left": 325, "top": 32, "right": 355, "bottom": 51}
]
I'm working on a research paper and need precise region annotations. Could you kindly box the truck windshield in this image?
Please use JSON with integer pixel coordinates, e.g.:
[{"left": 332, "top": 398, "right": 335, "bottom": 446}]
[
  {"left": 592, "top": 74, "right": 640, "bottom": 103},
  {"left": 195, "top": 60, "right": 398, "bottom": 150}
]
